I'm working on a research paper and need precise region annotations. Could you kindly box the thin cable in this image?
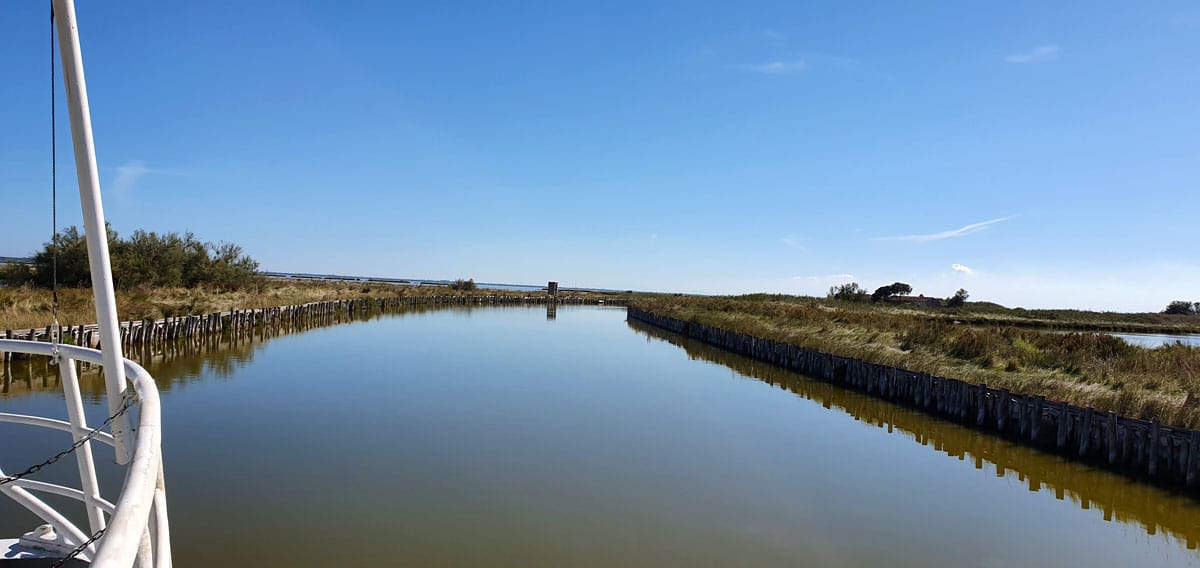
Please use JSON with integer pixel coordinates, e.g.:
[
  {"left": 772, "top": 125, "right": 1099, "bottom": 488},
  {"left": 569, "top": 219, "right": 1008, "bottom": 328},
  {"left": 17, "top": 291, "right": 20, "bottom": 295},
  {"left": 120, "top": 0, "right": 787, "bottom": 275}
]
[{"left": 50, "top": 2, "right": 61, "bottom": 361}]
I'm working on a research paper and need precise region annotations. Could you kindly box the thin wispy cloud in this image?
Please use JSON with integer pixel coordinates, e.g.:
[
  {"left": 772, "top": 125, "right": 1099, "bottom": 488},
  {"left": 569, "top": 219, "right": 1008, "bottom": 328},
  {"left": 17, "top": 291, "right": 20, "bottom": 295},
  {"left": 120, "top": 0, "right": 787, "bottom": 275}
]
[
  {"left": 874, "top": 216, "right": 1012, "bottom": 243},
  {"left": 113, "top": 161, "right": 151, "bottom": 194},
  {"left": 952, "top": 263, "right": 974, "bottom": 275},
  {"left": 763, "top": 29, "right": 785, "bottom": 41},
  {"left": 112, "top": 160, "right": 184, "bottom": 195},
  {"left": 1004, "top": 45, "right": 1059, "bottom": 64},
  {"left": 649, "top": 233, "right": 658, "bottom": 242},
  {"left": 792, "top": 273, "right": 854, "bottom": 282},
  {"left": 778, "top": 236, "right": 807, "bottom": 250},
  {"left": 738, "top": 60, "right": 806, "bottom": 75}
]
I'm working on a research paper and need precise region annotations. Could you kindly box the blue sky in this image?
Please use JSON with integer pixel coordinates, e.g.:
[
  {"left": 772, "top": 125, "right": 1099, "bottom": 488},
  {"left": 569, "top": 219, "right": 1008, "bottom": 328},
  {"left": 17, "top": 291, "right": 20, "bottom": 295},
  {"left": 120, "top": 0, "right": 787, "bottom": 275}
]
[{"left": 2, "top": 1, "right": 1197, "bottom": 311}]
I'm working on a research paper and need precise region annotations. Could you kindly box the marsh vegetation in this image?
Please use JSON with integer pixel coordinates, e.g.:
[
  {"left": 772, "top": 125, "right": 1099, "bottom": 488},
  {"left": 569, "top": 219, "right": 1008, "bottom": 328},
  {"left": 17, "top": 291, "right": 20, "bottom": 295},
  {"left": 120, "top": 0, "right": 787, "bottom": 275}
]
[{"left": 633, "top": 294, "right": 1200, "bottom": 428}]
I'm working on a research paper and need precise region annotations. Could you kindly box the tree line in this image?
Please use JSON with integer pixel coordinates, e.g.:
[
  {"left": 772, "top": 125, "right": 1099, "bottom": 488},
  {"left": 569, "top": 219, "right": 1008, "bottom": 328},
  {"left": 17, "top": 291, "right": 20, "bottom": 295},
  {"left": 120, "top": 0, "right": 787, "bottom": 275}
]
[
  {"left": 829, "top": 281, "right": 1198, "bottom": 315},
  {"left": 1163, "top": 301, "right": 1199, "bottom": 316},
  {"left": 827, "top": 281, "right": 969, "bottom": 308},
  {"left": 0, "top": 226, "right": 261, "bottom": 290}
]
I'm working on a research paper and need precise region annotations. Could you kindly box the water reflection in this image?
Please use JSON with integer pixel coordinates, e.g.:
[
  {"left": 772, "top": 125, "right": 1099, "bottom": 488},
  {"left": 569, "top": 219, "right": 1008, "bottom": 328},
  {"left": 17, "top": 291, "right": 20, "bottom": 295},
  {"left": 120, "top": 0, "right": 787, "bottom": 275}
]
[
  {"left": 3, "top": 305, "right": 1198, "bottom": 566},
  {"left": 628, "top": 318, "right": 1200, "bottom": 550},
  {"left": 1, "top": 303, "right": 539, "bottom": 401}
]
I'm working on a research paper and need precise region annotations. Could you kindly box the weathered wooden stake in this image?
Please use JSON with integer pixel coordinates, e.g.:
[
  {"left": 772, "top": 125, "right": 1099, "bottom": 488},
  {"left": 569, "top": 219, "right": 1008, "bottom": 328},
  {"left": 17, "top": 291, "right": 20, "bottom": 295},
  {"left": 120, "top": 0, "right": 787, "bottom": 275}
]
[
  {"left": 1031, "top": 396, "right": 1044, "bottom": 441},
  {"left": 1056, "top": 403, "right": 1070, "bottom": 449},
  {"left": 1079, "top": 408, "right": 1094, "bottom": 456},
  {"left": 1149, "top": 422, "right": 1160, "bottom": 476},
  {"left": 1106, "top": 412, "right": 1118, "bottom": 464}
]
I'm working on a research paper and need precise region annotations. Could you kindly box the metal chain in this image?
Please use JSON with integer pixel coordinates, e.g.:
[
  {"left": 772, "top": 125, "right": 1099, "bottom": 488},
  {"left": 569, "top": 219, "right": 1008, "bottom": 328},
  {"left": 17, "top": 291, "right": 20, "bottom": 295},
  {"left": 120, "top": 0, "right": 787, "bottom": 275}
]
[
  {"left": 0, "top": 394, "right": 137, "bottom": 488},
  {"left": 50, "top": 526, "right": 105, "bottom": 568}
]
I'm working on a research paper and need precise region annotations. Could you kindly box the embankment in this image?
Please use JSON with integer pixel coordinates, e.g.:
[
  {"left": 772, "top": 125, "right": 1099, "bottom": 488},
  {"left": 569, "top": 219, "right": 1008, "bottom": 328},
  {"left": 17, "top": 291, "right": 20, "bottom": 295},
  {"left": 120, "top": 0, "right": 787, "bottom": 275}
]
[
  {"left": 628, "top": 307, "right": 1200, "bottom": 493},
  {"left": 1, "top": 295, "right": 621, "bottom": 361}
]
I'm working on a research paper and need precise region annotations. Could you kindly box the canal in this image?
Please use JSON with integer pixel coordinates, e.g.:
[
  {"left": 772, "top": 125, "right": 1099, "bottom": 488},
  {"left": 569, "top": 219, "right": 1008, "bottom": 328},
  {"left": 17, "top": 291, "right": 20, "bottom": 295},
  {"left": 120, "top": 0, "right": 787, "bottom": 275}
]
[
  {"left": 1109, "top": 332, "right": 1200, "bottom": 349},
  {"left": 2, "top": 305, "right": 1198, "bottom": 566}
]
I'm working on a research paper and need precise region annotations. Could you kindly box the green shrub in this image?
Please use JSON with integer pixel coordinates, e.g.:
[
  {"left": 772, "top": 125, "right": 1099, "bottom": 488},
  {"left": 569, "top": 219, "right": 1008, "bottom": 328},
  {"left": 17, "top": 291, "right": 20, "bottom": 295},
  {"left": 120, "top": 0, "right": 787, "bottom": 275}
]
[
  {"left": 827, "top": 282, "right": 868, "bottom": 302},
  {"left": 449, "top": 278, "right": 477, "bottom": 291},
  {"left": 4, "top": 226, "right": 260, "bottom": 290},
  {"left": 0, "top": 263, "right": 34, "bottom": 286},
  {"left": 945, "top": 288, "right": 969, "bottom": 308}
]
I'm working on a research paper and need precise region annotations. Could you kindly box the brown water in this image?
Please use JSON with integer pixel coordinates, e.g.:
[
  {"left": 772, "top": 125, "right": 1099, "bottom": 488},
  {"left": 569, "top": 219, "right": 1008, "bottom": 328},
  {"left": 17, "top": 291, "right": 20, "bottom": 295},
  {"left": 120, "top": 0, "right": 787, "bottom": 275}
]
[{"left": 2, "top": 305, "right": 1199, "bottom": 566}]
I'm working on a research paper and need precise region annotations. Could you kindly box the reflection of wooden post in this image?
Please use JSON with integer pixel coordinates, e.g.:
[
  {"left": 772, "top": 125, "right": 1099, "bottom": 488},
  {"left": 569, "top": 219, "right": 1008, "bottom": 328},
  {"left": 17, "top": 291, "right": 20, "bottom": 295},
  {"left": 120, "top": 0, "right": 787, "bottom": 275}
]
[
  {"left": 546, "top": 303, "right": 557, "bottom": 320},
  {"left": 548, "top": 281, "right": 559, "bottom": 296}
]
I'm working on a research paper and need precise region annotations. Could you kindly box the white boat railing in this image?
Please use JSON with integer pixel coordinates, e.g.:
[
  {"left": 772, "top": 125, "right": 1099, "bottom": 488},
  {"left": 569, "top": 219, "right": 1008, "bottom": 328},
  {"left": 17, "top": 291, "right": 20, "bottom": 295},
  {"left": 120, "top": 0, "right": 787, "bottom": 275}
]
[{"left": 0, "top": 339, "right": 170, "bottom": 568}]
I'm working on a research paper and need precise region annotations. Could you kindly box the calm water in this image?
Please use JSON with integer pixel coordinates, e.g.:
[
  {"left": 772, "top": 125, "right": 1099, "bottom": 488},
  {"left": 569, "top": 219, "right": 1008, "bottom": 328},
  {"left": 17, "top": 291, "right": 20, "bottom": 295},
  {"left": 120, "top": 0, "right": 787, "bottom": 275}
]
[
  {"left": 1110, "top": 332, "right": 1200, "bottom": 349},
  {"left": 3, "top": 305, "right": 1199, "bottom": 566}
]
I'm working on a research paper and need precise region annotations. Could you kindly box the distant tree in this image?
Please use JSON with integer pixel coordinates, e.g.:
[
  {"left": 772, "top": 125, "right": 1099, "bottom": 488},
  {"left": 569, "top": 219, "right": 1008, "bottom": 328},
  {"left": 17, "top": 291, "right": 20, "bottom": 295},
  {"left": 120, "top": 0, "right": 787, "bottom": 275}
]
[
  {"left": 0, "top": 262, "right": 33, "bottom": 286},
  {"left": 871, "top": 282, "right": 912, "bottom": 303},
  {"left": 946, "top": 288, "right": 969, "bottom": 308},
  {"left": 1163, "top": 300, "right": 1198, "bottom": 315},
  {"left": 449, "top": 278, "right": 477, "bottom": 291},
  {"left": 9, "top": 226, "right": 116, "bottom": 288},
  {"left": 827, "top": 282, "right": 867, "bottom": 302},
  {"left": 198, "top": 242, "right": 261, "bottom": 290},
  {"left": 871, "top": 286, "right": 890, "bottom": 303}
]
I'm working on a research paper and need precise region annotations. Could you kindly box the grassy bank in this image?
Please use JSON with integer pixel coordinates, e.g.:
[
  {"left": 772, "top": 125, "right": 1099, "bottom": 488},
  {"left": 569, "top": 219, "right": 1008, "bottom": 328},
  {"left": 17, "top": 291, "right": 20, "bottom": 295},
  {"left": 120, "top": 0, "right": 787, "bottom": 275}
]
[
  {"left": 0, "top": 279, "right": 625, "bottom": 331},
  {"left": 632, "top": 295, "right": 1200, "bottom": 429}
]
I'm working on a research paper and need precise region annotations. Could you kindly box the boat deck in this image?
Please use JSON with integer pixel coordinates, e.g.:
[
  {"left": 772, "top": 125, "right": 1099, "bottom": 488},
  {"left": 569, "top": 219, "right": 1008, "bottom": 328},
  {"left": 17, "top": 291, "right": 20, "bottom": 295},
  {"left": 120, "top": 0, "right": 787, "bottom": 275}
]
[{"left": 0, "top": 539, "right": 88, "bottom": 566}]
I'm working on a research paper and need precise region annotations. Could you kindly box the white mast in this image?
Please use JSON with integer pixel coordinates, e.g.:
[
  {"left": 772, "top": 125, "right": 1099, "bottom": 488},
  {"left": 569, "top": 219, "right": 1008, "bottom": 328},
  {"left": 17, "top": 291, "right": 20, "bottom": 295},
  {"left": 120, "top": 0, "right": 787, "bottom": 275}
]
[{"left": 52, "top": 0, "right": 133, "bottom": 464}]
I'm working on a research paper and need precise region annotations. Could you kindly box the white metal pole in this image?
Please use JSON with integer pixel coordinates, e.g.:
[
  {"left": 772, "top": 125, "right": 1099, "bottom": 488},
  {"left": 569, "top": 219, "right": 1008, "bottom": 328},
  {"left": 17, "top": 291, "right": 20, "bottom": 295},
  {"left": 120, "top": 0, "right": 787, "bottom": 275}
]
[
  {"left": 59, "top": 358, "right": 108, "bottom": 534},
  {"left": 53, "top": 0, "right": 133, "bottom": 464}
]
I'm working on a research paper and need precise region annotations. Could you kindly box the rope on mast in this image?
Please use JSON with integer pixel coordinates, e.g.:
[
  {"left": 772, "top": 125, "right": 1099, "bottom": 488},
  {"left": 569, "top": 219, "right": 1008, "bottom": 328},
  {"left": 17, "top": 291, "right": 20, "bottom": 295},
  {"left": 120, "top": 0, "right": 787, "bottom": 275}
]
[{"left": 50, "top": 1, "right": 61, "bottom": 363}]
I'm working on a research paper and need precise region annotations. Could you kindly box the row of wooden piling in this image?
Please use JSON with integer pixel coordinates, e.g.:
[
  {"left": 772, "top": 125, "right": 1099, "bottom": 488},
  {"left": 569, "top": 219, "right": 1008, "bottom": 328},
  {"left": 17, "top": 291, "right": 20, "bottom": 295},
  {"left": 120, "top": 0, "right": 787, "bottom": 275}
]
[
  {"left": 628, "top": 307, "right": 1200, "bottom": 492},
  {"left": 0, "top": 295, "right": 621, "bottom": 362}
]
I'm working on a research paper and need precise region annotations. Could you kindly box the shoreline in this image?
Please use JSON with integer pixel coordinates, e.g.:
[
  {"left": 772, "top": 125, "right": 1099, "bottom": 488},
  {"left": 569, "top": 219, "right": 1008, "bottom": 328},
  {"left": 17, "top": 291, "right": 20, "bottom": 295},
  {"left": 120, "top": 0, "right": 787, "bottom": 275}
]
[
  {"left": 0, "top": 280, "right": 631, "bottom": 331},
  {"left": 628, "top": 306, "right": 1200, "bottom": 494},
  {"left": 1, "top": 293, "right": 623, "bottom": 359}
]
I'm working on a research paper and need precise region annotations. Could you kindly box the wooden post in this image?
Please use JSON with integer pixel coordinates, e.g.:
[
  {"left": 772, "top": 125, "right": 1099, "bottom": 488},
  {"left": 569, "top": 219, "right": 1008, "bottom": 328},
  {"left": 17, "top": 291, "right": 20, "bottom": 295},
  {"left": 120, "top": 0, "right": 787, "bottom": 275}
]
[
  {"left": 1106, "top": 412, "right": 1118, "bottom": 464},
  {"left": 1149, "top": 422, "right": 1160, "bottom": 476},
  {"left": 1079, "top": 407, "right": 1094, "bottom": 456},
  {"left": 1187, "top": 431, "right": 1199, "bottom": 487},
  {"left": 1056, "top": 403, "right": 1070, "bottom": 449},
  {"left": 996, "top": 390, "right": 1010, "bottom": 431},
  {"left": 1018, "top": 395, "right": 1030, "bottom": 437},
  {"left": 1031, "top": 396, "right": 1044, "bottom": 441},
  {"left": 958, "top": 382, "right": 969, "bottom": 419},
  {"left": 976, "top": 385, "right": 987, "bottom": 426}
]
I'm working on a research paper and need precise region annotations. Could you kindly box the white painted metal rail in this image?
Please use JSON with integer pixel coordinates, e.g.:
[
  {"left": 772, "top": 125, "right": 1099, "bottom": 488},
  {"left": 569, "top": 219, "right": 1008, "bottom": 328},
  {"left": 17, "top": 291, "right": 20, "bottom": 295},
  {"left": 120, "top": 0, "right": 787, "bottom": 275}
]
[{"left": 0, "top": 339, "right": 170, "bottom": 567}]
